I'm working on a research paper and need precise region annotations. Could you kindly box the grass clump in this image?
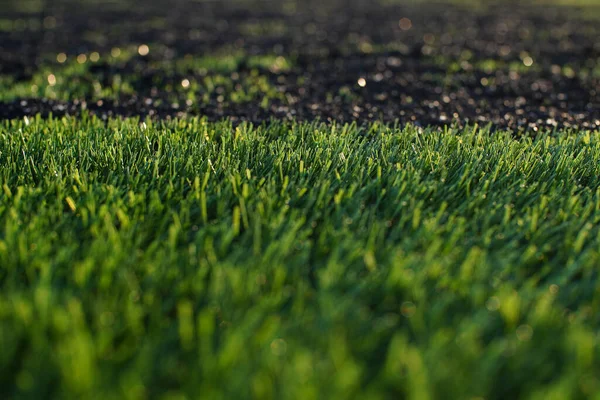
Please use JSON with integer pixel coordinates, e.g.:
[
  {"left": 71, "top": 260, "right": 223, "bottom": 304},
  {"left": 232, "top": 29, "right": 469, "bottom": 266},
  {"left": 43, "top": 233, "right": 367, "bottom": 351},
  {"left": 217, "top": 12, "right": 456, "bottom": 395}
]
[
  {"left": 1, "top": 117, "right": 600, "bottom": 398},
  {"left": 0, "top": 52, "right": 291, "bottom": 106}
]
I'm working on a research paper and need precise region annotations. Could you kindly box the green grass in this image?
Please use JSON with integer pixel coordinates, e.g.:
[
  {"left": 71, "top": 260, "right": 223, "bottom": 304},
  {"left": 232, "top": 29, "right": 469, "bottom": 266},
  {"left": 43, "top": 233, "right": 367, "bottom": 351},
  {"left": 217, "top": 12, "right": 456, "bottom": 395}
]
[
  {"left": 0, "top": 52, "right": 290, "bottom": 105},
  {"left": 1, "top": 117, "right": 600, "bottom": 398}
]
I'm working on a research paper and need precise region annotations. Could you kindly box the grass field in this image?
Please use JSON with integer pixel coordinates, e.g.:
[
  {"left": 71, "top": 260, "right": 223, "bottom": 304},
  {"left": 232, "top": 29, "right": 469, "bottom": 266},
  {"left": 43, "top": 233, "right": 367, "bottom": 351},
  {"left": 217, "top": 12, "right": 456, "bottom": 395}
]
[
  {"left": 1, "top": 117, "right": 600, "bottom": 398},
  {"left": 2, "top": 0, "right": 600, "bottom": 398}
]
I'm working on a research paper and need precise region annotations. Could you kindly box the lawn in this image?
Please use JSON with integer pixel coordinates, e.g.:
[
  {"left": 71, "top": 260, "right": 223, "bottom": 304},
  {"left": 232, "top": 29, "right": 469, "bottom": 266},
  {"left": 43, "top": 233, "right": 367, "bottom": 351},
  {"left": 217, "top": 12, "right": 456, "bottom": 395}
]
[
  {"left": 1, "top": 116, "right": 600, "bottom": 398},
  {"left": 2, "top": 0, "right": 600, "bottom": 398}
]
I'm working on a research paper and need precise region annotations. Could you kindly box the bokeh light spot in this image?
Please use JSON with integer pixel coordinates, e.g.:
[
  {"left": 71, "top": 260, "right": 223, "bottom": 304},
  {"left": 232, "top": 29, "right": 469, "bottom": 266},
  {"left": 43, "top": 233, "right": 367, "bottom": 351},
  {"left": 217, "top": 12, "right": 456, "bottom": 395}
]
[
  {"left": 138, "top": 45, "right": 150, "bottom": 56},
  {"left": 399, "top": 17, "right": 412, "bottom": 31},
  {"left": 516, "top": 325, "right": 533, "bottom": 341}
]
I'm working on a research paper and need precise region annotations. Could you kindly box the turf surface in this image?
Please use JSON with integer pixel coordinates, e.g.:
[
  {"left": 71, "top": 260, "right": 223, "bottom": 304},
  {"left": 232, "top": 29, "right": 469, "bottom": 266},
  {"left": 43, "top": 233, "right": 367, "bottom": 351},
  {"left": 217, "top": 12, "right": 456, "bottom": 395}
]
[
  {"left": 2, "top": 0, "right": 600, "bottom": 398},
  {"left": 1, "top": 117, "right": 600, "bottom": 398}
]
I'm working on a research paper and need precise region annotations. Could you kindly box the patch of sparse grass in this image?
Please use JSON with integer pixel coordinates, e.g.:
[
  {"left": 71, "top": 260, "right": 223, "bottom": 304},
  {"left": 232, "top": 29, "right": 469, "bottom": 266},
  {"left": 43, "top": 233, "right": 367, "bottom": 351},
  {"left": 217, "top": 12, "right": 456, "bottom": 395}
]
[
  {"left": 379, "top": 0, "right": 600, "bottom": 9},
  {"left": 1, "top": 117, "right": 600, "bottom": 398},
  {"left": 0, "top": 52, "right": 291, "bottom": 106},
  {"left": 431, "top": 53, "right": 600, "bottom": 84},
  {"left": 239, "top": 20, "right": 288, "bottom": 37}
]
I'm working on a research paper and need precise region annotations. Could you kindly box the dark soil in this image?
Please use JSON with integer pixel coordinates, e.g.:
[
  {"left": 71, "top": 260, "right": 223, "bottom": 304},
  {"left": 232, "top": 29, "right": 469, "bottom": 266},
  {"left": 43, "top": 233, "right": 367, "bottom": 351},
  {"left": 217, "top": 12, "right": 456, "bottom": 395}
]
[{"left": 1, "top": 0, "right": 600, "bottom": 130}]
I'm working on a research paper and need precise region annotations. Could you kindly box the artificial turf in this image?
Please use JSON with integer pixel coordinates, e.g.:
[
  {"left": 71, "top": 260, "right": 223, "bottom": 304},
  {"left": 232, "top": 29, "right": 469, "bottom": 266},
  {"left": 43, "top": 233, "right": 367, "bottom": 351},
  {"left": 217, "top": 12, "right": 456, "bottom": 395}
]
[{"left": 1, "top": 116, "right": 600, "bottom": 398}]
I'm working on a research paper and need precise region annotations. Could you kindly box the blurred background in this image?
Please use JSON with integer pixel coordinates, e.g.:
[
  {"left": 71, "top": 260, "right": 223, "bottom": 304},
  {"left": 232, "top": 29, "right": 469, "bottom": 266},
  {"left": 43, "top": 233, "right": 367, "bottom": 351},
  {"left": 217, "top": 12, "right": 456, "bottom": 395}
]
[
  {"left": 3, "top": 0, "right": 599, "bottom": 74},
  {"left": 1, "top": 0, "right": 599, "bottom": 128}
]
